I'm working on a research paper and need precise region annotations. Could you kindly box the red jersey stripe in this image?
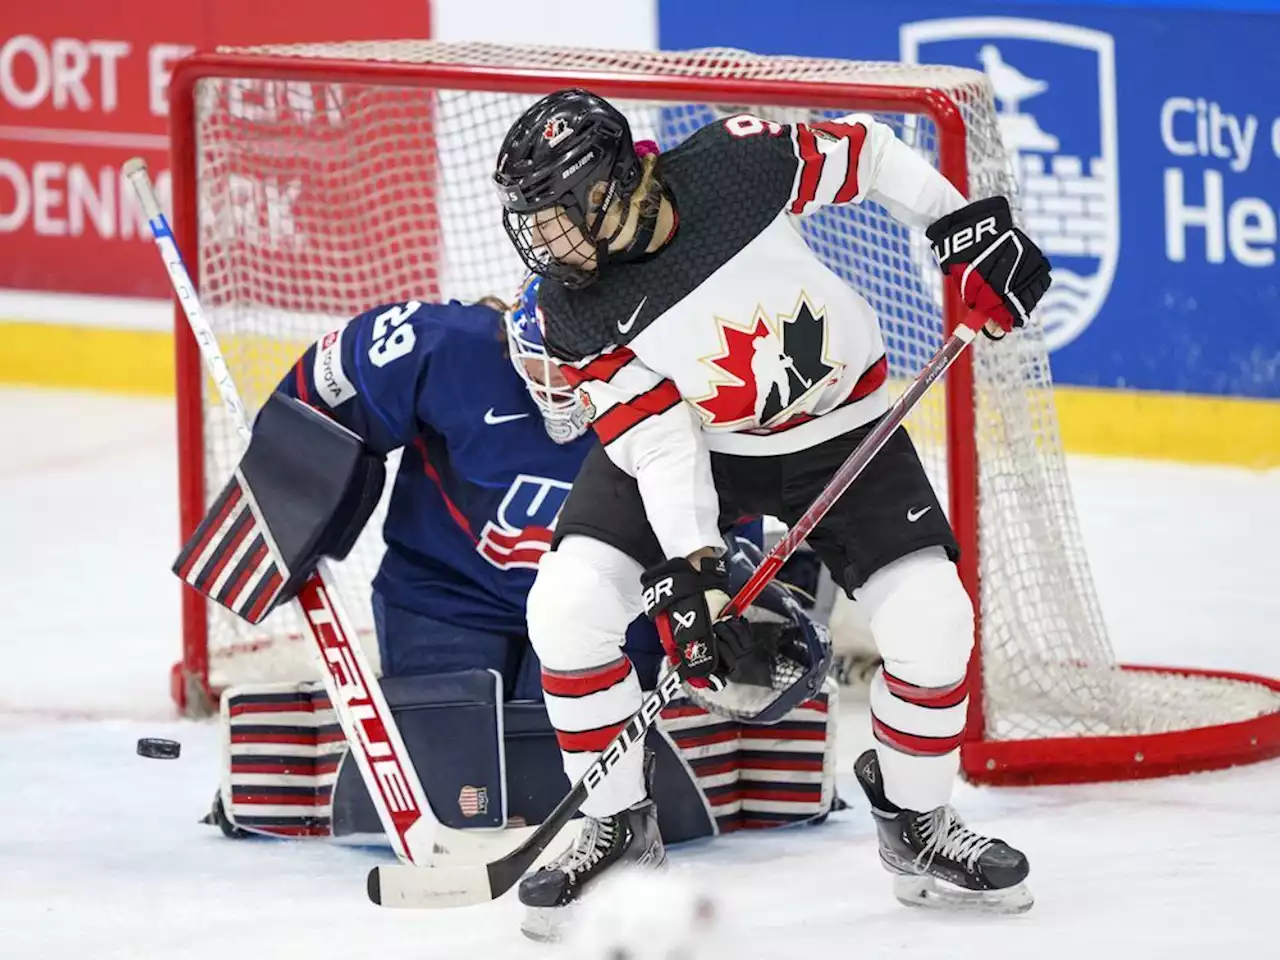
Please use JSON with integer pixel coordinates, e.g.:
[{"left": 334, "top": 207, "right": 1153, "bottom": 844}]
[
  {"left": 293, "top": 356, "right": 311, "bottom": 406},
  {"left": 564, "top": 348, "right": 636, "bottom": 386},
  {"left": 592, "top": 381, "right": 682, "bottom": 445},
  {"left": 789, "top": 125, "right": 825, "bottom": 215},
  {"left": 414, "top": 438, "right": 477, "bottom": 543},
  {"left": 813, "top": 120, "right": 867, "bottom": 204}
]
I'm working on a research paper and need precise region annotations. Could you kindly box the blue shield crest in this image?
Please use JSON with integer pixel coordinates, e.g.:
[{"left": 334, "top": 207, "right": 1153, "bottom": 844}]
[{"left": 901, "top": 18, "right": 1120, "bottom": 351}]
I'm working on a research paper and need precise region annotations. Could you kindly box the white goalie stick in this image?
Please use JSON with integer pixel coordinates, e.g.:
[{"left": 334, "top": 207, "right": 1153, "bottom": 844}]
[
  {"left": 126, "top": 157, "right": 462, "bottom": 866},
  {"left": 369, "top": 305, "right": 987, "bottom": 909}
]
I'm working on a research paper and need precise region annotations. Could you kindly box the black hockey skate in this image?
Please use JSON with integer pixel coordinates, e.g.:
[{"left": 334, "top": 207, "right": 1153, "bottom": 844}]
[
  {"left": 854, "top": 749, "right": 1033, "bottom": 914},
  {"left": 518, "top": 796, "right": 665, "bottom": 942}
]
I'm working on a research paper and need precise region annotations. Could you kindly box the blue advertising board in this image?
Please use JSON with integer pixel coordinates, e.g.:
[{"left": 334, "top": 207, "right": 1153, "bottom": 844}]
[{"left": 659, "top": 2, "right": 1280, "bottom": 401}]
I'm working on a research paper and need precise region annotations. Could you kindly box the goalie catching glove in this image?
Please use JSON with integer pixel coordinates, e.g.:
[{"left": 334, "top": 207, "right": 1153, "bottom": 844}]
[
  {"left": 641, "top": 556, "right": 780, "bottom": 691},
  {"left": 926, "top": 196, "right": 1052, "bottom": 340}
]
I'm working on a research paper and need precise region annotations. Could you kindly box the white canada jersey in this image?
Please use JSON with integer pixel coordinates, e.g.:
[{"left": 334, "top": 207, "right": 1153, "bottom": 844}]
[{"left": 540, "top": 112, "right": 966, "bottom": 558}]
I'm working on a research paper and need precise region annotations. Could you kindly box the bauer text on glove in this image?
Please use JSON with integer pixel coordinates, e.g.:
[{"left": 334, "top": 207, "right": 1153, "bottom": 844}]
[
  {"left": 641, "top": 557, "right": 768, "bottom": 690},
  {"left": 926, "top": 196, "right": 1052, "bottom": 338}
]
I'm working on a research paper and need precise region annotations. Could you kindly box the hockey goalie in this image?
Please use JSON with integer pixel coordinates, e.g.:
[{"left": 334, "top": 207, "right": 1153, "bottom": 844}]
[{"left": 174, "top": 277, "right": 841, "bottom": 871}]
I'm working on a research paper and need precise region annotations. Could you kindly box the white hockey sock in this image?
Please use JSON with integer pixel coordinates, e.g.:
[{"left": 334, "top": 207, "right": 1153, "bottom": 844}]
[
  {"left": 542, "top": 656, "right": 646, "bottom": 819},
  {"left": 855, "top": 547, "right": 975, "bottom": 813},
  {"left": 869, "top": 665, "right": 967, "bottom": 812}
]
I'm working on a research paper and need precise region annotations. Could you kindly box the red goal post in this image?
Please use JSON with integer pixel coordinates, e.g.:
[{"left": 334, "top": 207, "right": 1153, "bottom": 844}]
[{"left": 166, "top": 42, "right": 1280, "bottom": 785}]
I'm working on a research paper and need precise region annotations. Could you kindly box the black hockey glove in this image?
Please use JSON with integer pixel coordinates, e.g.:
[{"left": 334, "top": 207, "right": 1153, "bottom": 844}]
[
  {"left": 926, "top": 196, "right": 1052, "bottom": 340},
  {"left": 641, "top": 557, "right": 776, "bottom": 690}
]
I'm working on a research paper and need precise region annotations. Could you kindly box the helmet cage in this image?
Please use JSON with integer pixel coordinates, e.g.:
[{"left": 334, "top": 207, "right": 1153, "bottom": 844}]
[
  {"left": 494, "top": 90, "right": 642, "bottom": 288},
  {"left": 504, "top": 275, "right": 594, "bottom": 444}
]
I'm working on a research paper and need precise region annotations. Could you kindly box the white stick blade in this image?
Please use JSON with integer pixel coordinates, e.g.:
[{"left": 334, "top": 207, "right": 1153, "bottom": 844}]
[{"left": 369, "top": 863, "right": 494, "bottom": 909}]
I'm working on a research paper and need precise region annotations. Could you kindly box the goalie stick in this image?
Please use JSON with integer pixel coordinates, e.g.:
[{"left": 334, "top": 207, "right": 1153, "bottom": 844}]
[
  {"left": 369, "top": 308, "right": 984, "bottom": 909},
  {"left": 126, "top": 157, "right": 460, "bottom": 867}
]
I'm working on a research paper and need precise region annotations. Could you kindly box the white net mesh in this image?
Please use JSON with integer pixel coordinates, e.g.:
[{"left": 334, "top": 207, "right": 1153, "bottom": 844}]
[{"left": 183, "top": 41, "right": 1280, "bottom": 745}]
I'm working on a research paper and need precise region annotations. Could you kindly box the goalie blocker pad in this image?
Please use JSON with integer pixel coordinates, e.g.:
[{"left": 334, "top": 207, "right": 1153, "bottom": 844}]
[
  {"left": 173, "top": 393, "right": 385, "bottom": 623},
  {"left": 213, "top": 671, "right": 838, "bottom": 843}
]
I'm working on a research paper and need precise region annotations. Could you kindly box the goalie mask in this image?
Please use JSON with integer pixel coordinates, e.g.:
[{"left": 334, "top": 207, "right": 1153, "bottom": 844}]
[
  {"left": 680, "top": 534, "right": 833, "bottom": 726},
  {"left": 504, "top": 275, "right": 594, "bottom": 444},
  {"left": 493, "top": 88, "right": 652, "bottom": 289}
]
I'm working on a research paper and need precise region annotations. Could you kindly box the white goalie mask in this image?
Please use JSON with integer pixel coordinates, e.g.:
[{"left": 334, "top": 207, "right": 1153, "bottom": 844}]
[{"left": 504, "top": 275, "right": 594, "bottom": 444}]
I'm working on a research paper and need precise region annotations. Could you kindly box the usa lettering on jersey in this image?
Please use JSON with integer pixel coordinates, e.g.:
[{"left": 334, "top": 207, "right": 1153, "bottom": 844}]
[{"left": 477, "top": 474, "right": 573, "bottom": 570}]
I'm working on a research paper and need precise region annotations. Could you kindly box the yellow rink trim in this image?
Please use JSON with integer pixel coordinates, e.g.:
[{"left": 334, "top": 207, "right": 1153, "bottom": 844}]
[
  {"left": 2, "top": 320, "right": 1278, "bottom": 468},
  {"left": 0, "top": 321, "right": 175, "bottom": 397},
  {"left": 1054, "top": 385, "right": 1280, "bottom": 469}
]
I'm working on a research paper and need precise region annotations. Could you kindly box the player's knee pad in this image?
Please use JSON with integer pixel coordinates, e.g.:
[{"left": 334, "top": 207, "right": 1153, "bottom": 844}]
[
  {"left": 526, "top": 537, "right": 645, "bottom": 671},
  {"left": 855, "top": 547, "right": 974, "bottom": 687}
]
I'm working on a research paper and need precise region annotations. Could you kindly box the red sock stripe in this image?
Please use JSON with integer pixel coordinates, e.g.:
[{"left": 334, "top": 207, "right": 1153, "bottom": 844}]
[
  {"left": 882, "top": 671, "right": 968, "bottom": 710},
  {"left": 541, "top": 658, "right": 633, "bottom": 699},
  {"left": 555, "top": 720, "right": 628, "bottom": 754},
  {"left": 872, "top": 716, "right": 965, "bottom": 757}
]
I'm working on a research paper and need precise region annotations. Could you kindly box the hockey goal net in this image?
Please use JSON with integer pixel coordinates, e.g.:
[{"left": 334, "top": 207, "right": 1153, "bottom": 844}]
[{"left": 168, "top": 41, "right": 1280, "bottom": 784}]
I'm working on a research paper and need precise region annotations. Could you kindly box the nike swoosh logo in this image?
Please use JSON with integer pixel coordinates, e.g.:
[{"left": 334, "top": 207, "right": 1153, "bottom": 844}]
[
  {"left": 483, "top": 408, "right": 530, "bottom": 425},
  {"left": 617, "top": 297, "right": 647, "bottom": 334},
  {"left": 906, "top": 506, "right": 932, "bottom": 522}
]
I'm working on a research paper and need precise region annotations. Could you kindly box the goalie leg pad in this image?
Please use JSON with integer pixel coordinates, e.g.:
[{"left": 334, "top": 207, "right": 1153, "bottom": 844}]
[
  {"left": 332, "top": 670, "right": 507, "bottom": 833},
  {"left": 855, "top": 547, "right": 974, "bottom": 812},
  {"left": 217, "top": 680, "right": 344, "bottom": 838},
  {"left": 657, "top": 676, "right": 839, "bottom": 833},
  {"left": 217, "top": 670, "right": 507, "bottom": 839},
  {"left": 173, "top": 393, "right": 384, "bottom": 624}
]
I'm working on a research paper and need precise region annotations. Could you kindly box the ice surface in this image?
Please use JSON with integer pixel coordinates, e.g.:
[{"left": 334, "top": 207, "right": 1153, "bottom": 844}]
[{"left": 1, "top": 386, "right": 1277, "bottom": 959}]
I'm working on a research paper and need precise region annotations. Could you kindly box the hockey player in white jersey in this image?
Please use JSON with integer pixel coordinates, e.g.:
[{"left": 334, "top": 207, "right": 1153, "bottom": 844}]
[{"left": 493, "top": 89, "right": 1051, "bottom": 923}]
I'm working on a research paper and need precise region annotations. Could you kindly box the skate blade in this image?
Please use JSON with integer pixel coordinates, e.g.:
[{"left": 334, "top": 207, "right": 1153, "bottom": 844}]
[{"left": 892, "top": 875, "right": 1034, "bottom": 915}]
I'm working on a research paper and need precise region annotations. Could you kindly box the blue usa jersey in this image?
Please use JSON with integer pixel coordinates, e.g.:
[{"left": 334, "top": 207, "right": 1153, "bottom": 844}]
[{"left": 278, "top": 299, "right": 594, "bottom": 636}]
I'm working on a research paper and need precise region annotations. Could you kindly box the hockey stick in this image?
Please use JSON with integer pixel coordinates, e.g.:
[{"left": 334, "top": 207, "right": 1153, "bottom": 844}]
[
  {"left": 126, "top": 158, "right": 450, "bottom": 866},
  {"left": 369, "top": 311, "right": 985, "bottom": 908}
]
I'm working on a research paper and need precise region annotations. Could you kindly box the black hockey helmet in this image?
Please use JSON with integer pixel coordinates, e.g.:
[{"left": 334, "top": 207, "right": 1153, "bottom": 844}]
[{"left": 493, "top": 88, "right": 643, "bottom": 289}]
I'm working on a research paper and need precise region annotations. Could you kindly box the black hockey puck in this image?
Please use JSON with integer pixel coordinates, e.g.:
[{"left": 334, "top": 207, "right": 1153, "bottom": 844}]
[{"left": 137, "top": 738, "right": 181, "bottom": 759}]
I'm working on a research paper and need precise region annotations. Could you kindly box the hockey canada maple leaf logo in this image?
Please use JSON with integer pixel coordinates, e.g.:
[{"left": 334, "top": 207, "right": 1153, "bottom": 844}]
[{"left": 692, "top": 295, "right": 842, "bottom": 429}]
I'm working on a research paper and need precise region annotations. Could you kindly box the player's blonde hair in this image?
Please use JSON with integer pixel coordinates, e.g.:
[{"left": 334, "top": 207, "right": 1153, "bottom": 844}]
[
  {"left": 589, "top": 154, "right": 662, "bottom": 246},
  {"left": 626, "top": 154, "right": 663, "bottom": 225}
]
